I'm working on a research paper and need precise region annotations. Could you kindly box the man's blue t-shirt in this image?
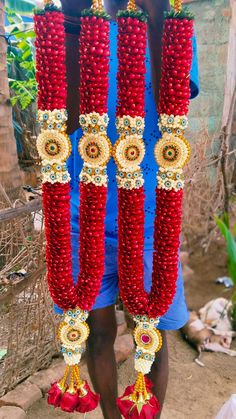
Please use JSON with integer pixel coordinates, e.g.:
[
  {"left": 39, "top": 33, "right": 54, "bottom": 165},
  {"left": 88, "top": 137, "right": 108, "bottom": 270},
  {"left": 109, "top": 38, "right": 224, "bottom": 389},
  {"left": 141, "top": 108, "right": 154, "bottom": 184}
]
[{"left": 68, "top": 21, "right": 199, "bottom": 251}]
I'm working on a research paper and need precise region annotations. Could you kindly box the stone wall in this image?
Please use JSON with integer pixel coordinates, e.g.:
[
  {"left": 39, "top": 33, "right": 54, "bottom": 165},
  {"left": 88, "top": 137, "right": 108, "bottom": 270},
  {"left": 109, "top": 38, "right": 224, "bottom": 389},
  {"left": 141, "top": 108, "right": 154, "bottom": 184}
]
[{"left": 186, "top": 0, "right": 233, "bottom": 137}]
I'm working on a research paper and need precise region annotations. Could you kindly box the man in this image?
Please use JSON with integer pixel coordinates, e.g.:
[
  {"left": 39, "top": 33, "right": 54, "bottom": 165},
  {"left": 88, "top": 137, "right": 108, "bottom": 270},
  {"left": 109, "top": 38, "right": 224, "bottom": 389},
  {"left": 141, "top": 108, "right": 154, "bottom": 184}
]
[{"left": 57, "top": 1, "right": 199, "bottom": 418}]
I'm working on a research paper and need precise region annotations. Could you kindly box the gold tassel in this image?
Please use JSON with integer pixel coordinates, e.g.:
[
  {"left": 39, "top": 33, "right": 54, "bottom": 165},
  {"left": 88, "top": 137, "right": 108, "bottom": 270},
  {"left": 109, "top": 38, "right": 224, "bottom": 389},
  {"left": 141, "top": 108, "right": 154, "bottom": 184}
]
[
  {"left": 92, "top": 0, "right": 103, "bottom": 12},
  {"left": 133, "top": 372, "right": 148, "bottom": 400},
  {"left": 127, "top": 0, "right": 137, "bottom": 12},
  {"left": 58, "top": 365, "right": 70, "bottom": 391},
  {"left": 174, "top": 0, "right": 182, "bottom": 13}
]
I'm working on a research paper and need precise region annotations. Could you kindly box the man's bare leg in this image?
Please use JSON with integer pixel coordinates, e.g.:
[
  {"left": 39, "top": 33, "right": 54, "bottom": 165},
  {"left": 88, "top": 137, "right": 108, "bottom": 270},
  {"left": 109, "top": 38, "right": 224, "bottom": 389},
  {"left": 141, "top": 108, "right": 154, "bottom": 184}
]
[
  {"left": 148, "top": 331, "right": 169, "bottom": 419},
  {"left": 86, "top": 305, "right": 122, "bottom": 419}
]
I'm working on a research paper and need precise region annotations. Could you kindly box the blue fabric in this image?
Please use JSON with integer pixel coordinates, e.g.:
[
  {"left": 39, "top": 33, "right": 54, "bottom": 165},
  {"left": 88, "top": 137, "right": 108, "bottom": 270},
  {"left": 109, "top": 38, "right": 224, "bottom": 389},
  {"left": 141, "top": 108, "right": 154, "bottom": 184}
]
[
  {"left": 190, "top": 34, "right": 199, "bottom": 99},
  {"left": 55, "top": 21, "right": 199, "bottom": 330}
]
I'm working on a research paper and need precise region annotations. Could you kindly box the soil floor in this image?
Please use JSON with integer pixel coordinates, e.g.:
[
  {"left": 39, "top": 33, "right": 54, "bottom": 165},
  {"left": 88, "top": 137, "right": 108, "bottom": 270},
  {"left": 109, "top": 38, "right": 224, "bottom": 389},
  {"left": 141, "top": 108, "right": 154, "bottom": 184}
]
[{"left": 27, "top": 241, "right": 236, "bottom": 419}]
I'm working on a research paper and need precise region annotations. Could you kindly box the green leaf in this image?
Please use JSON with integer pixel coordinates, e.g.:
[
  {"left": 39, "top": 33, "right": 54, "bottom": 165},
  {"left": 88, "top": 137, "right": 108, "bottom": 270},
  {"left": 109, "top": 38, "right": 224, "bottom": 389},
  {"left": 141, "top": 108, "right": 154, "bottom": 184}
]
[
  {"left": 10, "top": 95, "right": 18, "bottom": 106},
  {"left": 5, "top": 22, "right": 34, "bottom": 35},
  {"left": 165, "top": 7, "right": 194, "bottom": 20},
  {"left": 117, "top": 9, "right": 148, "bottom": 22},
  {"left": 221, "top": 211, "right": 230, "bottom": 228},
  {"left": 9, "top": 78, "right": 37, "bottom": 109},
  {"left": 232, "top": 223, "right": 236, "bottom": 237},
  {"left": 81, "top": 8, "right": 111, "bottom": 20},
  {"left": 5, "top": 9, "right": 23, "bottom": 24},
  {"left": 215, "top": 217, "right": 236, "bottom": 284},
  {"left": 5, "top": 0, "right": 36, "bottom": 16}
]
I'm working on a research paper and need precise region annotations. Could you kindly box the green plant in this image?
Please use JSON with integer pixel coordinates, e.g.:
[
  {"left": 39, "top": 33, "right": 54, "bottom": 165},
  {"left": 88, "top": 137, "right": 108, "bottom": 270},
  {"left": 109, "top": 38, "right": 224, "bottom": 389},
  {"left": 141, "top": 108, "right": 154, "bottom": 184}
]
[
  {"left": 215, "top": 215, "right": 236, "bottom": 330},
  {"left": 6, "top": 8, "right": 36, "bottom": 110},
  {"left": 5, "top": 0, "right": 35, "bottom": 16},
  {"left": 4, "top": 6, "right": 38, "bottom": 167}
]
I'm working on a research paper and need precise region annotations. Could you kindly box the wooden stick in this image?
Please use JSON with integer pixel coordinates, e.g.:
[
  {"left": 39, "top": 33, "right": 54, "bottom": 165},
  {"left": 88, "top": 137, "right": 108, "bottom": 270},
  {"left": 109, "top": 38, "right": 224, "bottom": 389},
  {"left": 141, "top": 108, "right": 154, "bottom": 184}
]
[
  {"left": 0, "top": 198, "right": 42, "bottom": 223},
  {"left": 0, "top": 265, "right": 46, "bottom": 304}
]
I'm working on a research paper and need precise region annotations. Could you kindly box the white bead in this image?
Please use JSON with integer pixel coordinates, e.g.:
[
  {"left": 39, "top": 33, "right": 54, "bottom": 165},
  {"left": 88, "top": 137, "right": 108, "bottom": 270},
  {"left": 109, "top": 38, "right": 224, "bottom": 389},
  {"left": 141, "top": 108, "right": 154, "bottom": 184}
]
[
  {"left": 135, "top": 358, "right": 153, "bottom": 375},
  {"left": 64, "top": 353, "right": 81, "bottom": 366}
]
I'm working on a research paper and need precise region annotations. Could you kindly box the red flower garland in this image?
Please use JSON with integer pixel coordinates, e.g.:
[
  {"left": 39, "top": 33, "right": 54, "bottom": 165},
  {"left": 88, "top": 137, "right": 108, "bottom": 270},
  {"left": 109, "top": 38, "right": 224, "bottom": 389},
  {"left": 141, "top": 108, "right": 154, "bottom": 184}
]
[
  {"left": 116, "top": 2, "right": 194, "bottom": 417},
  {"left": 116, "top": 7, "right": 193, "bottom": 318},
  {"left": 42, "top": 182, "right": 107, "bottom": 311},
  {"left": 118, "top": 187, "right": 147, "bottom": 314},
  {"left": 158, "top": 16, "right": 193, "bottom": 116},
  {"left": 34, "top": 4, "right": 110, "bottom": 312},
  {"left": 35, "top": 2, "right": 111, "bottom": 414},
  {"left": 117, "top": 16, "right": 146, "bottom": 118},
  {"left": 149, "top": 189, "right": 183, "bottom": 317},
  {"left": 116, "top": 12, "right": 147, "bottom": 314},
  {"left": 34, "top": 10, "right": 66, "bottom": 111},
  {"left": 79, "top": 15, "right": 110, "bottom": 115},
  {"left": 149, "top": 13, "right": 193, "bottom": 317}
]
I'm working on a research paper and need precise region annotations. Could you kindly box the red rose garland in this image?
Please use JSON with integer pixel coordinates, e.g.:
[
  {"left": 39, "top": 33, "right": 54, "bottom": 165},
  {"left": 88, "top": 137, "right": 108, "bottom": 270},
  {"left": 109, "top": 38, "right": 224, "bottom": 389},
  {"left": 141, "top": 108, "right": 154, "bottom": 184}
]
[
  {"left": 115, "top": 6, "right": 148, "bottom": 315},
  {"left": 115, "top": 0, "right": 194, "bottom": 417},
  {"left": 34, "top": 0, "right": 111, "bottom": 414}
]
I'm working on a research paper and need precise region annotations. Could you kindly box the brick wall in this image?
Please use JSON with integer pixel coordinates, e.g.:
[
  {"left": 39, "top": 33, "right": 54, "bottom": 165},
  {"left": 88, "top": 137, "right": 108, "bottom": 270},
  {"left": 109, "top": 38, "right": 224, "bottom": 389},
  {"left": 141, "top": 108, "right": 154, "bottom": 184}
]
[{"left": 186, "top": 0, "right": 233, "bottom": 137}]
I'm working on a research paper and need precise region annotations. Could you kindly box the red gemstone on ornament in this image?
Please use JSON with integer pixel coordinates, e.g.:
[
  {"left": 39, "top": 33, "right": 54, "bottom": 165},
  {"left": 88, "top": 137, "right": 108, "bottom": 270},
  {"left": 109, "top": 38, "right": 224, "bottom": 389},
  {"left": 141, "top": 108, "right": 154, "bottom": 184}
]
[{"left": 141, "top": 334, "right": 150, "bottom": 344}]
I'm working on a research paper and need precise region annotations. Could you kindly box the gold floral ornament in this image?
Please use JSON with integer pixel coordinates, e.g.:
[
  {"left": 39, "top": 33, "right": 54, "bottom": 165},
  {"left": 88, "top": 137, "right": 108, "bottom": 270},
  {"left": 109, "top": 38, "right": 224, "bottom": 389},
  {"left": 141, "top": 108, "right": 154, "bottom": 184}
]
[
  {"left": 157, "top": 167, "right": 184, "bottom": 191},
  {"left": 79, "top": 164, "right": 108, "bottom": 187},
  {"left": 58, "top": 308, "right": 89, "bottom": 366},
  {"left": 37, "top": 109, "right": 68, "bottom": 132},
  {"left": 79, "top": 113, "right": 109, "bottom": 135},
  {"left": 79, "top": 133, "right": 112, "bottom": 167},
  {"left": 113, "top": 135, "right": 145, "bottom": 171},
  {"left": 154, "top": 133, "right": 190, "bottom": 169},
  {"left": 54, "top": 309, "right": 93, "bottom": 400},
  {"left": 158, "top": 113, "right": 188, "bottom": 133},
  {"left": 37, "top": 130, "right": 71, "bottom": 163},
  {"left": 133, "top": 315, "right": 162, "bottom": 375},
  {"left": 116, "top": 116, "right": 145, "bottom": 137},
  {"left": 41, "top": 161, "right": 71, "bottom": 184},
  {"left": 116, "top": 168, "right": 144, "bottom": 190}
]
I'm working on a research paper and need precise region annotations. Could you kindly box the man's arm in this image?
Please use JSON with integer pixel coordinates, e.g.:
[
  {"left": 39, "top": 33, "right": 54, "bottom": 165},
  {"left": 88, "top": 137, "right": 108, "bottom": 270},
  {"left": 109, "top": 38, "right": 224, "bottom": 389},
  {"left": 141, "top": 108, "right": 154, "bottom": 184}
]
[{"left": 137, "top": 0, "right": 170, "bottom": 107}]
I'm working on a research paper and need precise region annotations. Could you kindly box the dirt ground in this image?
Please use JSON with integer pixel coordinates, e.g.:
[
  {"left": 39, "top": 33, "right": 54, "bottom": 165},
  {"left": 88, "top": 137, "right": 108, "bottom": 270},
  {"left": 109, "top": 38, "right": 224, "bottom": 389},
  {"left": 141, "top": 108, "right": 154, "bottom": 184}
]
[{"left": 27, "top": 241, "right": 236, "bottom": 419}]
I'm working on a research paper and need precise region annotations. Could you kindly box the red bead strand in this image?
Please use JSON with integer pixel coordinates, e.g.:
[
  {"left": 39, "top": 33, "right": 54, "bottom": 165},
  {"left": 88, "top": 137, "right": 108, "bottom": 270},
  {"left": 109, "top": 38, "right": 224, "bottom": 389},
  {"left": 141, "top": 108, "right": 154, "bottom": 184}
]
[
  {"left": 35, "top": 7, "right": 110, "bottom": 312},
  {"left": 79, "top": 15, "right": 110, "bottom": 115},
  {"left": 34, "top": 11, "right": 67, "bottom": 111},
  {"left": 158, "top": 17, "right": 194, "bottom": 116},
  {"left": 118, "top": 187, "right": 148, "bottom": 315},
  {"left": 116, "top": 16, "right": 147, "bottom": 117},
  {"left": 149, "top": 189, "right": 183, "bottom": 317}
]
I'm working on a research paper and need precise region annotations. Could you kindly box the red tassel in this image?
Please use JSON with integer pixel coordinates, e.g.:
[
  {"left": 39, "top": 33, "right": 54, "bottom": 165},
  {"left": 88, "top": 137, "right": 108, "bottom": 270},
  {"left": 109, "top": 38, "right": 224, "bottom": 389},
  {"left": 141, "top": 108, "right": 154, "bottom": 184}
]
[
  {"left": 47, "top": 382, "right": 65, "bottom": 407},
  {"left": 76, "top": 381, "right": 100, "bottom": 413},
  {"left": 117, "top": 375, "right": 160, "bottom": 419},
  {"left": 60, "top": 390, "right": 81, "bottom": 413}
]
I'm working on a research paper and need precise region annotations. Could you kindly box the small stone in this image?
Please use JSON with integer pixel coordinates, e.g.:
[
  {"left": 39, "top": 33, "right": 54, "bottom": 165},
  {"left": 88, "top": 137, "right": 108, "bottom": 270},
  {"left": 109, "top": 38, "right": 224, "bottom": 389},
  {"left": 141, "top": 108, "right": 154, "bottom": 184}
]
[
  {"left": 0, "top": 406, "right": 26, "bottom": 419},
  {"left": 0, "top": 382, "right": 42, "bottom": 411},
  {"left": 114, "top": 334, "right": 134, "bottom": 363},
  {"left": 27, "top": 359, "right": 65, "bottom": 393}
]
